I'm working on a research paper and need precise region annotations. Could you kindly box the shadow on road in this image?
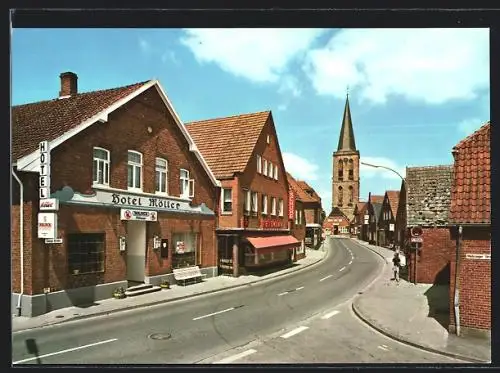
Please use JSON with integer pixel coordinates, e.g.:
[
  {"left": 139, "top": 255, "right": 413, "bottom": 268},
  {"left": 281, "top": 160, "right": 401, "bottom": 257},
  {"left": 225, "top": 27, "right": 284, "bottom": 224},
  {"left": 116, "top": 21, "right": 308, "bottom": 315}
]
[
  {"left": 247, "top": 263, "right": 300, "bottom": 277},
  {"left": 25, "top": 338, "right": 42, "bottom": 364},
  {"left": 424, "top": 263, "right": 451, "bottom": 330}
]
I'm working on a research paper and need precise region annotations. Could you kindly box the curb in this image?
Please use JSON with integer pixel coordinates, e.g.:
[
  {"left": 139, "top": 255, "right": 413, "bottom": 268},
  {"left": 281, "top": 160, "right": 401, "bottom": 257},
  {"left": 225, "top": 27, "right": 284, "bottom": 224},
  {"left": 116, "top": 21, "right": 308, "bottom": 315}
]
[
  {"left": 13, "top": 246, "right": 329, "bottom": 333},
  {"left": 351, "top": 301, "right": 488, "bottom": 364}
]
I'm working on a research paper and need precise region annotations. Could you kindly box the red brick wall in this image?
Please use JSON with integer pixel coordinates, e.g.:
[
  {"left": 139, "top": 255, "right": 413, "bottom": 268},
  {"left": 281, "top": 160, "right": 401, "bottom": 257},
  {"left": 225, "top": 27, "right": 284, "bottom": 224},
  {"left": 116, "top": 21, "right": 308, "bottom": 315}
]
[
  {"left": 291, "top": 201, "right": 306, "bottom": 241},
  {"left": 407, "top": 227, "right": 454, "bottom": 284},
  {"left": 449, "top": 226, "right": 491, "bottom": 332},
  {"left": 218, "top": 178, "right": 240, "bottom": 228},
  {"left": 303, "top": 202, "right": 322, "bottom": 225},
  {"left": 11, "top": 86, "right": 218, "bottom": 295}
]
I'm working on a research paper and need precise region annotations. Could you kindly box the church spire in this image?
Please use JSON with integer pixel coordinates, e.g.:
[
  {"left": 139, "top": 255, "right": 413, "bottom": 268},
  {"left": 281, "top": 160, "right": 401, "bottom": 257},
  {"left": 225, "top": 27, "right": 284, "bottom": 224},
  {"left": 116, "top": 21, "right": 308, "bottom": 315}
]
[{"left": 337, "top": 92, "right": 357, "bottom": 151}]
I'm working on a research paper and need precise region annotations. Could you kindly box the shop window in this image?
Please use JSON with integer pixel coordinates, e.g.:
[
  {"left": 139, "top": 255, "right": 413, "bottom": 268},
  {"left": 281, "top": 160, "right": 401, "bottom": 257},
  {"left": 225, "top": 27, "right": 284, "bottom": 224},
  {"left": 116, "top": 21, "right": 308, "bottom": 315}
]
[
  {"left": 262, "top": 194, "right": 268, "bottom": 215},
  {"left": 155, "top": 158, "right": 168, "bottom": 194},
  {"left": 278, "top": 198, "right": 284, "bottom": 217},
  {"left": 271, "top": 197, "right": 277, "bottom": 216},
  {"left": 67, "top": 233, "right": 105, "bottom": 275},
  {"left": 257, "top": 155, "right": 262, "bottom": 174},
  {"left": 251, "top": 191, "right": 258, "bottom": 216},
  {"left": 93, "top": 147, "right": 110, "bottom": 186},
  {"left": 243, "top": 189, "right": 250, "bottom": 216},
  {"left": 180, "top": 169, "right": 194, "bottom": 198},
  {"left": 127, "top": 150, "right": 143, "bottom": 191},
  {"left": 172, "top": 232, "right": 197, "bottom": 268},
  {"left": 221, "top": 188, "right": 232, "bottom": 213}
]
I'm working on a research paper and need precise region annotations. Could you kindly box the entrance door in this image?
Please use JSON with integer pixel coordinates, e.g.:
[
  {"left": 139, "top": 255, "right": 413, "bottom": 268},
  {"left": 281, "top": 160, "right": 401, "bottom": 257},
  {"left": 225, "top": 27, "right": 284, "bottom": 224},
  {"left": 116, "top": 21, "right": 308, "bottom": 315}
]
[
  {"left": 127, "top": 221, "right": 146, "bottom": 282},
  {"left": 333, "top": 225, "right": 339, "bottom": 235}
]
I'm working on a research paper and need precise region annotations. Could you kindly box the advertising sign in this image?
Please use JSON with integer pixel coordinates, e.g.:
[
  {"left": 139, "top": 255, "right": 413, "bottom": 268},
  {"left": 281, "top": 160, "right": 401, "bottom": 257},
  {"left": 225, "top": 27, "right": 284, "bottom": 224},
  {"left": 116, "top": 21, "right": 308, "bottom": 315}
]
[
  {"left": 120, "top": 209, "right": 158, "bottom": 222},
  {"left": 37, "top": 212, "right": 57, "bottom": 239}
]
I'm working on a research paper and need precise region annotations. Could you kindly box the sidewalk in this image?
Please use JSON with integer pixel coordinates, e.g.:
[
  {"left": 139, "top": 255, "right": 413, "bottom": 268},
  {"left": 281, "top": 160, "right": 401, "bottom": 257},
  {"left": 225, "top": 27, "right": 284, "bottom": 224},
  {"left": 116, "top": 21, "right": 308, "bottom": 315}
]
[
  {"left": 351, "top": 239, "right": 491, "bottom": 363},
  {"left": 12, "top": 247, "right": 327, "bottom": 333}
]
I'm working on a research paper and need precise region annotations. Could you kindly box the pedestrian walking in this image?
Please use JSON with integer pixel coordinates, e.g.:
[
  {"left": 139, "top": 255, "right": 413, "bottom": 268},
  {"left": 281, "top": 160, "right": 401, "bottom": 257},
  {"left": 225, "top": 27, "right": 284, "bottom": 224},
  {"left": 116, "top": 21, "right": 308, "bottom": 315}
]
[{"left": 392, "top": 251, "right": 401, "bottom": 282}]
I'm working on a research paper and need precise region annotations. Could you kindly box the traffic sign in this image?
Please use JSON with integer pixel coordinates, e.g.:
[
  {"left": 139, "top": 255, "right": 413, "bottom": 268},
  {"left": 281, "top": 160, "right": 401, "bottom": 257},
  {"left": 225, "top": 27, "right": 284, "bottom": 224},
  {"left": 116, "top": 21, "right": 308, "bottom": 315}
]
[
  {"left": 411, "top": 226, "right": 423, "bottom": 237},
  {"left": 410, "top": 237, "right": 423, "bottom": 243}
]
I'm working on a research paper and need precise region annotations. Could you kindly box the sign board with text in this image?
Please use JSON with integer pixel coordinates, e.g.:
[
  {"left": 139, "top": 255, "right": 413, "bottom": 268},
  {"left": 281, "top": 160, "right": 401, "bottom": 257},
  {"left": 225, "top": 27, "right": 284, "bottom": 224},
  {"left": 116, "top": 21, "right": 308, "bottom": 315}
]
[
  {"left": 410, "top": 236, "right": 423, "bottom": 243},
  {"left": 38, "top": 212, "right": 57, "bottom": 239},
  {"left": 39, "top": 198, "right": 59, "bottom": 211},
  {"left": 120, "top": 209, "right": 158, "bottom": 222},
  {"left": 465, "top": 253, "right": 490, "bottom": 261},
  {"left": 39, "top": 141, "right": 51, "bottom": 200}
]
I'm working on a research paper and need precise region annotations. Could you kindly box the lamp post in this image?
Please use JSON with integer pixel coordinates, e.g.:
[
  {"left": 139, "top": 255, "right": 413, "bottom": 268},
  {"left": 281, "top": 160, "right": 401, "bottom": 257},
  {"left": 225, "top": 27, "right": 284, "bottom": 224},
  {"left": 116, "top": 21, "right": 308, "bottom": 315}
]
[{"left": 361, "top": 161, "right": 416, "bottom": 284}]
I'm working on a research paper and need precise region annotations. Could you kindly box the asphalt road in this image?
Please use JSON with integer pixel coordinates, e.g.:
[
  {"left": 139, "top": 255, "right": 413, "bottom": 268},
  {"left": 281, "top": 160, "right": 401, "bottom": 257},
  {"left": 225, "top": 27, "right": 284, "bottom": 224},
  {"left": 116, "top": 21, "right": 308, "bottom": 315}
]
[{"left": 11, "top": 238, "right": 462, "bottom": 365}]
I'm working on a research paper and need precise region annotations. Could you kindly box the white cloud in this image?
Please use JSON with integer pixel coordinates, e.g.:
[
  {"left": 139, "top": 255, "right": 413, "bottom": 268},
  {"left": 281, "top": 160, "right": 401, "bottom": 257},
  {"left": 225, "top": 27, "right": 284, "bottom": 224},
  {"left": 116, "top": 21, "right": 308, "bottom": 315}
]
[
  {"left": 304, "top": 28, "right": 489, "bottom": 105},
  {"left": 180, "top": 28, "right": 325, "bottom": 88},
  {"left": 458, "top": 118, "right": 485, "bottom": 136},
  {"left": 360, "top": 156, "right": 406, "bottom": 181},
  {"left": 278, "top": 75, "right": 302, "bottom": 97},
  {"left": 282, "top": 152, "right": 319, "bottom": 181}
]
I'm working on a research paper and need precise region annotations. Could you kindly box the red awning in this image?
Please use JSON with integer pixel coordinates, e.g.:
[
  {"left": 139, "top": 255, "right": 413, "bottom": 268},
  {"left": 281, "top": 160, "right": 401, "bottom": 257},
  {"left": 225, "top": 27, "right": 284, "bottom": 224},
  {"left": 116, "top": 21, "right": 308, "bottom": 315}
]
[{"left": 246, "top": 235, "right": 300, "bottom": 251}]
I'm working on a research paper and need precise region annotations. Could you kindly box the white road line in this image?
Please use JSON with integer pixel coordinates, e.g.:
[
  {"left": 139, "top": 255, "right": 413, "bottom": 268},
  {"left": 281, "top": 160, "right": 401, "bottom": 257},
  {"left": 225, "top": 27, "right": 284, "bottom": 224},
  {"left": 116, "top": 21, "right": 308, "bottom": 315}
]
[
  {"left": 280, "top": 326, "right": 309, "bottom": 339},
  {"left": 348, "top": 260, "right": 353, "bottom": 265},
  {"left": 12, "top": 338, "right": 118, "bottom": 365},
  {"left": 339, "top": 266, "right": 346, "bottom": 272},
  {"left": 193, "top": 307, "right": 235, "bottom": 321},
  {"left": 278, "top": 292, "right": 289, "bottom": 296},
  {"left": 378, "top": 345, "right": 389, "bottom": 351},
  {"left": 295, "top": 286, "right": 304, "bottom": 291},
  {"left": 319, "top": 275, "right": 333, "bottom": 282},
  {"left": 321, "top": 310, "right": 340, "bottom": 319},
  {"left": 215, "top": 349, "right": 258, "bottom": 364}
]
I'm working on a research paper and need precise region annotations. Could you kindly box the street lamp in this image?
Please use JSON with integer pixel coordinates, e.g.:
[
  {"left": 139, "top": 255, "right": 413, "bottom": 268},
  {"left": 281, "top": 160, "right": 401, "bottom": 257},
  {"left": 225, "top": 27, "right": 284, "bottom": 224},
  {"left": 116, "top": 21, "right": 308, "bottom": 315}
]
[{"left": 361, "top": 161, "right": 416, "bottom": 285}]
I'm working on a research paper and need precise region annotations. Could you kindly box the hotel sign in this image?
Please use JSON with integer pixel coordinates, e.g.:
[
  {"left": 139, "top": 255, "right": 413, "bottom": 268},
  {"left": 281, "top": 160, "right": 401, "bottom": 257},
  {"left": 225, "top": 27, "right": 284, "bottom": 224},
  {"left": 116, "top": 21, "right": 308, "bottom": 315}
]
[
  {"left": 37, "top": 212, "right": 57, "bottom": 239},
  {"left": 120, "top": 209, "right": 158, "bottom": 222},
  {"left": 39, "top": 141, "right": 51, "bottom": 200},
  {"left": 38, "top": 141, "right": 60, "bottom": 240}
]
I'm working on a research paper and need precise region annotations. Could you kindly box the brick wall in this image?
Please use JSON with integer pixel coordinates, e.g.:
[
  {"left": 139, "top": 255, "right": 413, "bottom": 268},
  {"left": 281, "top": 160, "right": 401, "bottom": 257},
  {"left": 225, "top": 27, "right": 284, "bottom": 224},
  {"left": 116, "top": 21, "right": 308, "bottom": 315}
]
[
  {"left": 407, "top": 227, "right": 454, "bottom": 284},
  {"left": 449, "top": 226, "right": 491, "bottom": 332}
]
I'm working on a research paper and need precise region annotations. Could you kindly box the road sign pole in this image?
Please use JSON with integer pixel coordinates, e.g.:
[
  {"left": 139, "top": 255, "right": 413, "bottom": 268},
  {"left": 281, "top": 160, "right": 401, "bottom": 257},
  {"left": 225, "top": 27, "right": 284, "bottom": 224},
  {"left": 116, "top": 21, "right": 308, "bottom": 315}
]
[{"left": 414, "top": 243, "right": 418, "bottom": 285}]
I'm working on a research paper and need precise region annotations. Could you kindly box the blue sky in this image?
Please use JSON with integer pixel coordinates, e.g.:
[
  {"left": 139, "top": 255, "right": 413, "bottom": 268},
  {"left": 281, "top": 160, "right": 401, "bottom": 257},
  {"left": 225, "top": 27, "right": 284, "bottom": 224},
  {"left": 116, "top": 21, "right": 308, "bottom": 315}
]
[{"left": 11, "top": 28, "right": 490, "bottom": 212}]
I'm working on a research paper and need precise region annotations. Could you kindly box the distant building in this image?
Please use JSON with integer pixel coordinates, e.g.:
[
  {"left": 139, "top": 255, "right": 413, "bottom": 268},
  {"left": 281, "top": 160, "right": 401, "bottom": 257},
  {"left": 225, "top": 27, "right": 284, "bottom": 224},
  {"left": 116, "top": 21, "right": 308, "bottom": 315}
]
[
  {"left": 322, "top": 207, "right": 351, "bottom": 237},
  {"left": 378, "top": 190, "right": 400, "bottom": 247},
  {"left": 286, "top": 172, "right": 307, "bottom": 260},
  {"left": 295, "top": 180, "right": 323, "bottom": 248},
  {"left": 367, "top": 194, "right": 384, "bottom": 245},
  {"left": 353, "top": 201, "right": 368, "bottom": 240},
  {"left": 448, "top": 122, "right": 491, "bottom": 338}
]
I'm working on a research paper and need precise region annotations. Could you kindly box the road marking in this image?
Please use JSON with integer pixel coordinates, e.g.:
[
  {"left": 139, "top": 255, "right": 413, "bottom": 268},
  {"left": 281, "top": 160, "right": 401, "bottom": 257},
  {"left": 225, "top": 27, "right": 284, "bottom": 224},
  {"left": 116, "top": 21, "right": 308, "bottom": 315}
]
[
  {"left": 12, "top": 338, "right": 118, "bottom": 365},
  {"left": 215, "top": 349, "right": 257, "bottom": 364},
  {"left": 321, "top": 310, "right": 340, "bottom": 319},
  {"left": 348, "top": 260, "right": 353, "bottom": 265},
  {"left": 295, "top": 286, "right": 304, "bottom": 291},
  {"left": 280, "top": 326, "right": 309, "bottom": 339},
  {"left": 319, "top": 275, "right": 333, "bottom": 282},
  {"left": 278, "top": 291, "right": 289, "bottom": 296},
  {"left": 378, "top": 345, "right": 389, "bottom": 351},
  {"left": 193, "top": 307, "right": 235, "bottom": 321},
  {"left": 339, "top": 266, "right": 346, "bottom": 272}
]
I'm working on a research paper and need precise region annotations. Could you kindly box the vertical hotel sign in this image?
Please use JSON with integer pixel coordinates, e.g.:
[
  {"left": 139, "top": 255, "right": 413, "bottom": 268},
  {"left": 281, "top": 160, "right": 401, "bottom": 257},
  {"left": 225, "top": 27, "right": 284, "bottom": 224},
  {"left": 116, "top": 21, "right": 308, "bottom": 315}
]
[
  {"left": 288, "top": 187, "right": 296, "bottom": 220},
  {"left": 37, "top": 141, "right": 59, "bottom": 240}
]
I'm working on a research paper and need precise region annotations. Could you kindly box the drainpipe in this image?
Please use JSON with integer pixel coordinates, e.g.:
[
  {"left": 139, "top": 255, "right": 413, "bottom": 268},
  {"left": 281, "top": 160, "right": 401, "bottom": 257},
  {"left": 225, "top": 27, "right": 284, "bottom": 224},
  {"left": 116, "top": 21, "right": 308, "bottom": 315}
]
[
  {"left": 454, "top": 225, "right": 462, "bottom": 336},
  {"left": 12, "top": 169, "right": 24, "bottom": 316}
]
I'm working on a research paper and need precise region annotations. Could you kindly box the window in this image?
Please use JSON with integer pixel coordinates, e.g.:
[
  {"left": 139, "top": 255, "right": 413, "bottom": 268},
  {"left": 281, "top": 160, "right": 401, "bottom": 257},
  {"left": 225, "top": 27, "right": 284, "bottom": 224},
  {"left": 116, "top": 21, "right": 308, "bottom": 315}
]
[
  {"left": 251, "top": 191, "right": 258, "bottom": 216},
  {"left": 300, "top": 210, "right": 304, "bottom": 225},
  {"left": 338, "top": 186, "right": 343, "bottom": 206},
  {"left": 244, "top": 189, "right": 251, "bottom": 215},
  {"left": 271, "top": 197, "right": 277, "bottom": 215},
  {"left": 267, "top": 134, "right": 271, "bottom": 144},
  {"left": 127, "top": 151, "right": 143, "bottom": 191},
  {"left": 262, "top": 194, "right": 268, "bottom": 215},
  {"left": 278, "top": 199, "right": 284, "bottom": 217},
  {"left": 172, "top": 232, "right": 198, "bottom": 268},
  {"left": 295, "top": 209, "right": 299, "bottom": 224},
  {"left": 180, "top": 169, "right": 194, "bottom": 198},
  {"left": 274, "top": 164, "right": 278, "bottom": 180},
  {"left": 257, "top": 155, "right": 262, "bottom": 173},
  {"left": 268, "top": 162, "right": 273, "bottom": 178},
  {"left": 338, "top": 160, "right": 344, "bottom": 181},
  {"left": 263, "top": 159, "right": 268, "bottom": 177},
  {"left": 221, "top": 188, "right": 232, "bottom": 213},
  {"left": 68, "top": 233, "right": 105, "bottom": 275},
  {"left": 348, "top": 159, "right": 354, "bottom": 180},
  {"left": 93, "top": 147, "right": 110, "bottom": 186},
  {"left": 155, "top": 158, "right": 168, "bottom": 194},
  {"left": 349, "top": 186, "right": 354, "bottom": 203}
]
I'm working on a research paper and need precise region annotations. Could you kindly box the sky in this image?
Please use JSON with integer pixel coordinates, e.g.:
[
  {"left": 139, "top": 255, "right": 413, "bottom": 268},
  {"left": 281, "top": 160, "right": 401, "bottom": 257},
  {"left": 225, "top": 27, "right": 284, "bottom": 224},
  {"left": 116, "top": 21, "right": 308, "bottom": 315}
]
[{"left": 11, "top": 28, "right": 490, "bottom": 212}]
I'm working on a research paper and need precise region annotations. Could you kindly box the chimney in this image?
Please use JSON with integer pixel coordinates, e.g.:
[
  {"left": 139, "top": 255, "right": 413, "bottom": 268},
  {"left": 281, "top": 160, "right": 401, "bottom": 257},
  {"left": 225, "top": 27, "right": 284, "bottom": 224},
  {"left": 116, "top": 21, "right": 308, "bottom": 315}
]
[{"left": 59, "top": 72, "right": 78, "bottom": 97}]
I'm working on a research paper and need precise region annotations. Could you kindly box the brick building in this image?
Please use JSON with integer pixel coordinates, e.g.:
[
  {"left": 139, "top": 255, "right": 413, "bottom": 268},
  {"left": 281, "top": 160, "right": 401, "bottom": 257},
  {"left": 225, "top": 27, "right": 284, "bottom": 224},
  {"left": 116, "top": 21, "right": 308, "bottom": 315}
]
[
  {"left": 353, "top": 201, "right": 368, "bottom": 240},
  {"left": 378, "top": 190, "right": 400, "bottom": 247},
  {"left": 186, "top": 111, "right": 300, "bottom": 276},
  {"left": 296, "top": 180, "right": 323, "bottom": 249},
  {"left": 286, "top": 172, "right": 307, "bottom": 260},
  {"left": 367, "top": 194, "right": 384, "bottom": 245},
  {"left": 11, "top": 72, "right": 220, "bottom": 316},
  {"left": 403, "top": 165, "right": 454, "bottom": 284},
  {"left": 322, "top": 207, "right": 351, "bottom": 237},
  {"left": 448, "top": 122, "right": 490, "bottom": 338}
]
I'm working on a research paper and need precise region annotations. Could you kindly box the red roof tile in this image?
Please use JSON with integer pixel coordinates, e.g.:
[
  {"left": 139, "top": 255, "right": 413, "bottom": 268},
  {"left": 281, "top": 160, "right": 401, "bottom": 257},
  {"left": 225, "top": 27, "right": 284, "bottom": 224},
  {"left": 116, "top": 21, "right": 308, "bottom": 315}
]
[
  {"left": 449, "top": 122, "right": 490, "bottom": 224},
  {"left": 370, "top": 195, "right": 385, "bottom": 204},
  {"left": 296, "top": 180, "right": 321, "bottom": 203},
  {"left": 12, "top": 81, "right": 150, "bottom": 161},
  {"left": 286, "top": 172, "right": 309, "bottom": 202},
  {"left": 386, "top": 190, "right": 400, "bottom": 218},
  {"left": 185, "top": 111, "right": 271, "bottom": 179}
]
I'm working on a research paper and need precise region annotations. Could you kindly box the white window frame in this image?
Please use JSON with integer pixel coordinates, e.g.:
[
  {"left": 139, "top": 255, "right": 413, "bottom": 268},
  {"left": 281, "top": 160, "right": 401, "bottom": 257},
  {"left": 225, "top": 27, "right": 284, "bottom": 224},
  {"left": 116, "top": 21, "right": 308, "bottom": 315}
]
[
  {"left": 295, "top": 209, "right": 299, "bottom": 224},
  {"left": 180, "top": 169, "right": 194, "bottom": 199},
  {"left": 268, "top": 162, "right": 273, "bottom": 178},
  {"left": 262, "top": 194, "right": 268, "bottom": 215},
  {"left": 271, "top": 197, "right": 277, "bottom": 216},
  {"left": 267, "top": 134, "right": 271, "bottom": 144},
  {"left": 244, "top": 189, "right": 251, "bottom": 216},
  {"left": 274, "top": 164, "right": 278, "bottom": 180},
  {"left": 263, "top": 159, "right": 268, "bottom": 177},
  {"left": 257, "top": 155, "right": 262, "bottom": 174},
  {"left": 221, "top": 188, "right": 232, "bottom": 213},
  {"left": 278, "top": 198, "right": 284, "bottom": 217},
  {"left": 155, "top": 157, "right": 168, "bottom": 195},
  {"left": 251, "top": 191, "right": 258, "bottom": 216},
  {"left": 127, "top": 150, "right": 143, "bottom": 191},
  {"left": 93, "top": 147, "right": 110, "bottom": 186}
]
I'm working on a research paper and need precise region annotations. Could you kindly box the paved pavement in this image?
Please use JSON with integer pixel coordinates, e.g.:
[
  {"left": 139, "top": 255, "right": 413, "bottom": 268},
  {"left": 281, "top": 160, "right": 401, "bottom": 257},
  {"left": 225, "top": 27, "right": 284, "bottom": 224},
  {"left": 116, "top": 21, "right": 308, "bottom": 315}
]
[
  {"left": 350, "top": 239, "right": 491, "bottom": 364},
  {"left": 12, "top": 246, "right": 327, "bottom": 333}
]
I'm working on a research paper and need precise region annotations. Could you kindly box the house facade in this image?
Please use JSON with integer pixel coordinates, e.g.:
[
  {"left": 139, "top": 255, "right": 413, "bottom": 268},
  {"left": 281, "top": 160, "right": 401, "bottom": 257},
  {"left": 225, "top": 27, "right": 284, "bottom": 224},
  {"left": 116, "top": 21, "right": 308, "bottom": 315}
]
[
  {"left": 286, "top": 172, "right": 307, "bottom": 260},
  {"left": 404, "top": 165, "right": 454, "bottom": 284},
  {"left": 11, "top": 72, "right": 220, "bottom": 317},
  {"left": 296, "top": 181, "right": 323, "bottom": 249},
  {"left": 378, "top": 190, "right": 400, "bottom": 247},
  {"left": 448, "top": 122, "right": 491, "bottom": 338},
  {"left": 186, "top": 111, "right": 300, "bottom": 276},
  {"left": 322, "top": 207, "right": 351, "bottom": 236},
  {"left": 367, "top": 194, "right": 384, "bottom": 245}
]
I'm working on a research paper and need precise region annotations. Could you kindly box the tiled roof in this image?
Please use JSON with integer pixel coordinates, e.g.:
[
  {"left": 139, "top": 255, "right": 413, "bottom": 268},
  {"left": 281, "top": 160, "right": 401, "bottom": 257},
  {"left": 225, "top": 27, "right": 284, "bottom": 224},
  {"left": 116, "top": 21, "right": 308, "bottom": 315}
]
[
  {"left": 12, "top": 81, "right": 150, "bottom": 161},
  {"left": 296, "top": 180, "right": 321, "bottom": 203},
  {"left": 286, "top": 172, "right": 309, "bottom": 202},
  {"left": 355, "top": 201, "right": 367, "bottom": 215},
  {"left": 386, "top": 190, "right": 400, "bottom": 218},
  {"left": 406, "top": 165, "right": 454, "bottom": 226},
  {"left": 185, "top": 111, "right": 270, "bottom": 179},
  {"left": 449, "top": 122, "right": 490, "bottom": 224},
  {"left": 328, "top": 206, "right": 349, "bottom": 219},
  {"left": 370, "top": 195, "right": 385, "bottom": 204}
]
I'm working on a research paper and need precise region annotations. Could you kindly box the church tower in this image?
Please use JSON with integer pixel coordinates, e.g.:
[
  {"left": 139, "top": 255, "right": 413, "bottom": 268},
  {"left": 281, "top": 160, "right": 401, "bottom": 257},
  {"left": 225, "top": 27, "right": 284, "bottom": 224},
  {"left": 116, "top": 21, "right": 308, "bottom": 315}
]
[{"left": 331, "top": 93, "right": 360, "bottom": 221}]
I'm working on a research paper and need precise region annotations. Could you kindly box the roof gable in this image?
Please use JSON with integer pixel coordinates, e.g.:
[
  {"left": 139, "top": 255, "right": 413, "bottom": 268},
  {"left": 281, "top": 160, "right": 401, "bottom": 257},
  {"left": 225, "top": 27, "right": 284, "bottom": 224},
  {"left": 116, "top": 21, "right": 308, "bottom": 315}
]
[
  {"left": 296, "top": 180, "right": 321, "bottom": 203},
  {"left": 185, "top": 111, "right": 270, "bottom": 179},
  {"left": 385, "top": 190, "right": 400, "bottom": 218},
  {"left": 449, "top": 122, "right": 490, "bottom": 224},
  {"left": 406, "top": 165, "right": 454, "bottom": 226},
  {"left": 286, "top": 172, "right": 309, "bottom": 202},
  {"left": 328, "top": 206, "right": 349, "bottom": 220}
]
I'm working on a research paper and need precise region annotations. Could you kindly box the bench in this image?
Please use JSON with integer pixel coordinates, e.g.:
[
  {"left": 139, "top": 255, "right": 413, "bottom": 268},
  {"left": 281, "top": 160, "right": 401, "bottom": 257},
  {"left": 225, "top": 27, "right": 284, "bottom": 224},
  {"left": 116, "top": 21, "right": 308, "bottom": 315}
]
[{"left": 173, "top": 266, "right": 207, "bottom": 286}]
